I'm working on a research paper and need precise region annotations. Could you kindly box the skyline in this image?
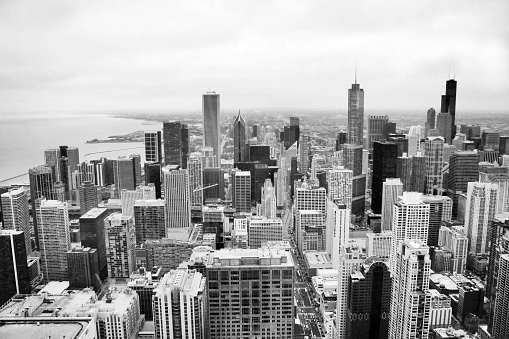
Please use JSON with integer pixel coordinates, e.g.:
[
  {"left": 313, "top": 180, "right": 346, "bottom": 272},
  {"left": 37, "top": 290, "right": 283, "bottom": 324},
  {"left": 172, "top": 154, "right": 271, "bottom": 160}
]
[{"left": 0, "top": 0, "right": 508, "bottom": 114}]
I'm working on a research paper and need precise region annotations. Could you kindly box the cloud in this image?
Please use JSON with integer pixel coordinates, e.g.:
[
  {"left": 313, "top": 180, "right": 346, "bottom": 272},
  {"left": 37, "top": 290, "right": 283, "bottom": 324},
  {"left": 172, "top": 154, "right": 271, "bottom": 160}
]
[{"left": 0, "top": 0, "right": 507, "bottom": 113}]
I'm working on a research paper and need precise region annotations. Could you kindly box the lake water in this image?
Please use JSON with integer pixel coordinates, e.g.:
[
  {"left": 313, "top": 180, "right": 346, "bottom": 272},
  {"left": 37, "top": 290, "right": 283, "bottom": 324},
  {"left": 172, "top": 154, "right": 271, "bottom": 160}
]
[{"left": 0, "top": 113, "right": 162, "bottom": 185}]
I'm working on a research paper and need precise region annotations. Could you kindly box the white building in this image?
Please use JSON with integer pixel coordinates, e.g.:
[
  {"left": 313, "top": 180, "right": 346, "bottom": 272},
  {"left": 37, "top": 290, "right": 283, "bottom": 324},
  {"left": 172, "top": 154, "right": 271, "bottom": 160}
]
[
  {"left": 120, "top": 185, "right": 156, "bottom": 217},
  {"left": 366, "top": 231, "right": 392, "bottom": 260},
  {"left": 438, "top": 225, "right": 468, "bottom": 273},
  {"left": 424, "top": 136, "right": 445, "bottom": 195},
  {"left": 381, "top": 178, "right": 403, "bottom": 232},
  {"left": 326, "top": 167, "right": 353, "bottom": 209},
  {"left": 259, "top": 178, "right": 277, "bottom": 219},
  {"left": 163, "top": 165, "right": 191, "bottom": 228},
  {"left": 326, "top": 200, "right": 350, "bottom": 267},
  {"left": 1, "top": 188, "right": 31, "bottom": 256},
  {"left": 248, "top": 217, "right": 283, "bottom": 248}
]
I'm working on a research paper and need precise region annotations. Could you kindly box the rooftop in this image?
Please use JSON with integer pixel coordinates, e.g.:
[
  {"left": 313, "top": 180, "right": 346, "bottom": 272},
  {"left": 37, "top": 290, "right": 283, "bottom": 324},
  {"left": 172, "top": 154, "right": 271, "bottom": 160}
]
[
  {"left": 0, "top": 318, "right": 94, "bottom": 339},
  {"left": 209, "top": 248, "right": 294, "bottom": 267}
]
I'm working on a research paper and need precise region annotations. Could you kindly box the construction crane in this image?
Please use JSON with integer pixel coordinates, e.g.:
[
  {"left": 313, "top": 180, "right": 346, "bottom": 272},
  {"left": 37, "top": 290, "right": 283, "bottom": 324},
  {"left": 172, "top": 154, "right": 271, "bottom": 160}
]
[{"left": 193, "top": 184, "right": 218, "bottom": 193}]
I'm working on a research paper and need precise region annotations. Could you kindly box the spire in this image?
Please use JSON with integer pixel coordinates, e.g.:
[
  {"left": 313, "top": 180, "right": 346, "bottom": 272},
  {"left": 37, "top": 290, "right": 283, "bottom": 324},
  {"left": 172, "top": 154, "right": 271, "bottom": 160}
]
[{"left": 355, "top": 65, "right": 357, "bottom": 85}]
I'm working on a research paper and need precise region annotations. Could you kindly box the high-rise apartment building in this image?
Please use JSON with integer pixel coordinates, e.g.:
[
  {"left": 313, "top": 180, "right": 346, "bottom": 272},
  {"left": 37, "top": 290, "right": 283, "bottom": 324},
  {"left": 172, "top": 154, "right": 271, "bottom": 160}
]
[
  {"left": 346, "top": 259, "right": 391, "bottom": 339},
  {"left": 372, "top": 142, "right": 398, "bottom": 214},
  {"left": 440, "top": 79, "right": 457, "bottom": 139},
  {"left": 0, "top": 230, "right": 31, "bottom": 306},
  {"left": 29, "top": 165, "right": 55, "bottom": 250},
  {"left": 66, "top": 247, "right": 100, "bottom": 292},
  {"left": 327, "top": 201, "right": 350, "bottom": 265},
  {"left": 327, "top": 167, "right": 353, "bottom": 209},
  {"left": 422, "top": 195, "right": 452, "bottom": 247},
  {"left": 424, "top": 136, "right": 445, "bottom": 195},
  {"left": 348, "top": 80, "right": 364, "bottom": 146},
  {"left": 113, "top": 155, "right": 141, "bottom": 192},
  {"left": 163, "top": 121, "right": 189, "bottom": 168},
  {"left": 203, "top": 91, "right": 221, "bottom": 167},
  {"left": 78, "top": 180, "right": 101, "bottom": 215},
  {"left": 203, "top": 167, "right": 225, "bottom": 200},
  {"left": 464, "top": 182, "right": 498, "bottom": 254},
  {"left": 446, "top": 151, "right": 479, "bottom": 218},
  {"left": 145, "top": 130, "right": 162, "bottom": 163},
  {"left": 397, "top": 153, "right": 426, "bottom": 193},
  {"left": 105, "top": 212, "right": 136, "bottom": 278},
  {"left": 380, "top": 178, "right": 403, "bottom": 232},
  {"left": 438, "top": 225, "right": 468, "bottom": 274},
  {"left": 366, "top": 115, "right": 389, "bottom": 153},
  {"left": 188, "top": 155, "right": 204, "bottom": 209},
  {"left": 36, "top": 199, "right": 71, "bottom": 282},
  {"left": 205, "top": 248, "right": 295, "bottom": 339},
  {"left": 490, "top": 254, "right": 509, "bottom": 339},
  {"left": 343, "top": 144, "right": 366, "bottom": 215},
  {"left": 232, "top": 170, "right": 251, "bottom": 213},
  {"left": 1, "top": 188, "right": 31, "bottom": 256},
  {"left": 389, "top": 240, "right": 432, "bottom": 339},
  {"left": 44, "top": 148, "right": 62, "bottom": 182},
  {"left": 163, "top": 165, "right": 191, "bottom": 228},
  {"left": 80, "top": 207, "right": 110, "bottom": 281},
  {"left": 299, "top": 135, "right": 311, "bottom": 174},
  {"left": 479, "top": 166, "right": 509, "bottom": 215},
  {"left": 153, "top": 267, "right": 206, "bottom": 339},
  {"left": 134, "top": 199, "right": 166, "bottom": 245},
  {"left": 233, "top": 111, "right": 247, "bottom": 162}
]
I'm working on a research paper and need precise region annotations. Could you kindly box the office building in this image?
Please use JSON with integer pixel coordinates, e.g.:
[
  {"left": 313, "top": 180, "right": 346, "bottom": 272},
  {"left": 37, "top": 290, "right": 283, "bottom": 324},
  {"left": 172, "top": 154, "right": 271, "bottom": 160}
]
[
  {"left": 188, "top": 155, "right": 204, "bottom": 209},
  {"left": 1, "top": 189, "right": 31, "bottom": 256},
  {"left": 0, "top": 230, "right": 31, "bottom": 307},
  {"left": 259, "top": 178, "right": 276, "bottom": 219},
  {"left": 438, "top": 225, "right": 468, "bottom": 274},
  {"left": 141, "top": 238, "right": 196, "bottom": 274},
  {"left": 105, "top": 212, "right": 136, "bottom": 278},
  {"left": 397, "top": 153, "right": 426, "bottom": 193},
  {"left": 343, "top": 144, "right": 366, "bottom": 215},
  {"left": 424, "top": 136, "right": 445, "bottom": 195},
  {"left": 163, "top": 121, "right": 189, "bottom": 168},
  {"left": 327, "top": 167, "right": 353, "bottom": 209},
  {"left": 127, "top": 267, "right": 161, "bottom": 321},
  {"left": 232, "top": 170, "right": 251, "bottom": 213},
  {"left": 464, "top": 182, "right": 498, "bottom": 254},
  {"left": 436, "top": 113, "right": 453, "bottom": 143},
  {"left": 326, "top": 201, "right": 350, "bottom": 264},
  {"left": 346, "top": 259, "right": 391, "bottom": 339},
  {"left": 153, "top": 267, "right": 205, "bottom": 339},
  {"left": 44, "top": 148, "right": 62, "bottom": 182},
  {"left": 29, "top": 165, "right": 55, "bottom": 250},
  {"left": 36, "top": 199, "right": 71, "bottom": 282},
  {"left": 447, "top": 151, "right": 479, "bottom": 218},
  {"left": 134, "top": 199, "right": 166, "bottom": 245},
  {"left": 440, "top": 79, "right": 457, "bottom": 139},
  {"left": 366, "top": 231, "right": 392, "bottom": 260},
  {"left": 422, "top": 195, "right": 452, "bottom": 246},
  {"left": 366, "top": 115, "right": 389, "bottom": 153},
  {"left": 78, "top": 181, "right": 101, "bottom": 215},
  {"left": 113, "top": 155, "right": 141, "bottom": 193},
  {"left": 205, "top": 248, "right": 295, "bottom": 338},
  {"left": 145, "top": 130, "right": 162, "bottom": 163},
  {"left": 66, "top": 247, "right": 100, "bottom": 292},
  {"left": 347, "top": 80, "right": 364, "bottom": 146},
  {"left": 233, "top": 111, "right": 247, "bottom": 162},
  {"left": 203, "top": 91, "right": 221, "bottom": 167},
  {"left": 372, "top": 142, "right": 398, "bottom": 214},
  {"left": 425, "top": 108, "right": 436, "bottom": 137},
  {"left": 203, "top": 167, "right": 225, "bottom": 201},
  {"left": 80, "top": 208, "right": 109, "bottom": 281},
  {"left": 380, "top": 178, "right": 403, "bottom": 232},
  {"left": 389, "top": 240, "right": 432, "bottom": 339},
  {"left": 491, "top": 254, "right": 509, "bottom": 339},
  {"left": 299, "top": 135, "right": 311, "bottom": 174},
  {"left": 145, "top": 161, "right": 162, "bottom": 199},
  {"left": 120, "top": 185, "right": 156, "bottom": 217},
  {"left": 163, "top": 165, "right": 191, "bottom": 228},
  {"left": 248, "top": 217, "right": 283, "bottom": 248}
]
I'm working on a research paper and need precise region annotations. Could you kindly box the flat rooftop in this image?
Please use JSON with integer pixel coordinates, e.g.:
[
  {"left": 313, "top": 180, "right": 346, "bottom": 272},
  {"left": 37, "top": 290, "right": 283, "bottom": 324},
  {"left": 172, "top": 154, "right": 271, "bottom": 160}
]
[
  {"left": 209, "top": 248, "right": 294, "bottom": 267},
  {"left": 304, "top": 251, "right": 333, "bottom": 267},
  {"left": 0, "top": 318, "right": 93, "bottom": 339},
  {"left": 80, "top": 207, "right": 108, "bottom": 219}
]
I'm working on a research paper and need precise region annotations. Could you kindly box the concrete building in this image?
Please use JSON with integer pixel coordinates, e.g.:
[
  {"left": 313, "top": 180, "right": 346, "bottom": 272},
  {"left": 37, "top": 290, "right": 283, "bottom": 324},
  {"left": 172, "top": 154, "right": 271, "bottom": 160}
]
[
  {"left": 327, "top": 167, "right": 353, "bottom": 209},
  {"left": 491, "top": 254, "right": 509, "bottom": 339},
  {"left": 78, "top": 181, "right": 101, "bottom": 216},
  {"left": 380, "top": 178, "right": 403, "bottom": 232},
  {"left": 447, "top": 151, "right": 479, "bottom": 218},
  {"left": 205, "top": 248, "right": 295, "bottom": 339},
  {"left": 232, "top": 170, "right": 251, "bottom": 213},
  {"left": 1, "top": 188, "right": 31, "bottom": 256},
  {"left": 248, "top": 217, "right": 283, "bottom": 248},
  {"left": 438, "top": 225, "right": 468, "bottom": 274},
  {"left": 163, "top": 165, "right": 191, "bottom": 228},
  {"left": 327, "top": 200, "right": 351, "bottom": 266},
  {"left": 428, "top": 289, "right": 452, "bottom": 332},
  {"left": 66, "top": 247, "right": 100, "bottom": 292},
  {"left": 145, "top": 130, "right": 162, "bottom": 163},
  {"left": 163, "top": 121, "right": 189, "bottom": 169},
  {"left": 120, "top": 185, "right": 156, "bottom": 217},
  {"left": 140, "top": 238, "right": 196, "bottom": 274},
  {"left": 134, "top": 199, "right": 166, "bottom": 245},
  {"left": 0, "top": 230, "right": 31, "bottom": 306},
  {"left": 424, "top": 136, "right": 445, "bottom": 195},
  {"left": 153, "top": 267, "right": 205, "bottom": 339},
  {"left": 421, "top": 195, "right": 452, "bottom": 246},
  {"left": 366, "top": 231, "right": 392, "bottom": 260},
  {"left": 188, "top": 155, "right": 204, "bottom": 209},
  {"left": 397, "top": 153, "right": 426, "bottom": 193},
  {"left": 366, "top": 115, "right": 389, "bottom": 153},
  {"left": 203, "top": 91, "right": 221, "bottom": 167},
  {"left": 80, "top": 208, "right": 110, "bottom": 281},
  {"left": 105, "top": 212, "right": 136, "bottom": 278},
  {"left": 259, "top": 178, "right": 276, "bottom": 219}
]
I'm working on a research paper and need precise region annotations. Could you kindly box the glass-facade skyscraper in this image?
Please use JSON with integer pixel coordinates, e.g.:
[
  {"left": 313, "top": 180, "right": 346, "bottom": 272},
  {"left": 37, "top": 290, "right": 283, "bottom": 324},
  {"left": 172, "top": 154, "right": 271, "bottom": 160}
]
[{"left": 203, "top": 91, "right": 221, "bottom": 168}]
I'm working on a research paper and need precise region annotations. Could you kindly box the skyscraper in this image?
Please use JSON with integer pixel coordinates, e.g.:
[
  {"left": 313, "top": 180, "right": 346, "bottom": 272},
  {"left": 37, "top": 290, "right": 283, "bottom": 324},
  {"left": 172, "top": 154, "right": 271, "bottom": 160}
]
[
  {"left": 366, "top": 115, "right": 389, "bottom": 153},
  {"left": 80, "top": 207, "right": 110, "bottom": 280},
  {"left": 105, "top": 212, "right": 136, "bottom": 278},
  {"left": 44, "top": 148, "right": 61, "bottom": 182},
  {"left": 153, "top": 267, "right": 206, "bottom": 339},
  {"left": 347, "top": 79, "right": 364, "bottom": 146},
  {"left": 232, "top": 170, "right": 251, "bottom": 213},
  {"left": 233, "top": 111, "right": 247, "bottom": 162},
  {"left": 371, "top": 141, "right": 398, "bottom": 214},
  {"left": 346, "top": 259, "right": 391, "bottom": 339},
  {"left": 436, "top": 113, "right": 453, "bottom": 143},
  {"left": 446, "top": 151, "right": 479, "bottom": 218},
  {"left": 389, "top": 240, "right": 432, "bottom": 339},
  {"left": 290, "top": 116, "right": 300, "bottom": 148},
  {"left": 36, "top": 199, "right": 71, "bottom": 282},
  {"left": 1, "top": 188, "right": 31, "bottom": 256},
  {"left": 113, "top": 155, "right": 140, "bottom": 192},
  {"left": 421, "top": 195, "right": 452, "bottom": 247},
  {"left": 188, "top": 155, "right": 204, "bottom": 209},
  {"left": 205, "top": 248, "right": 295, "bottom": 338},
  {"left": 163, "top": 165, "right": 191, "bottom": 228},
  {"left": 439, "top": 224, "right": 468, "bottom": 274},
  {"left": 145, "top": 130, "right": 162, "bottom": 163},
  {"left": 397, "top": 153, "right": 426, "bottom": 193},
  {"left": 424, "top": 136, "right": 445, "bottom": 195},
  {"left": 440, "top": 79, "right": 457, "bottom": 139},
  {"left": 327, "top": 200, "right": 351, "bottom": 266},
  {"left": 203, "top": 91, "right": 221, "bottom": 167},
  {"left": 66, "top": 247, "right": 100, "bottom": 292},
  {"left": 145, "top": 161, "right": 162, "bottom": 199},
  {"left": 327, "top": 167, "right": 353, "bottom": 209},
  {"left": 78, "top": 180, "right": 101, "bottom": 215},
  {"left": 0, "top": 230, "right": 31, "bottom": 307},
  {"left": 425, "top": 108, "right": 436, "bottom": 137},
  {"left": 163, "top": 121, "right": 190, "bottom": 169},
  {"left": 29, "top": 165, "right": 55, "bottom": 250},
  {"left": 490, "top": 254, "right": 509, "bottom": 339},
  {"left": 120, "top": 185, "right": 156, "bottom": 217},
  {"left": 380, "top": 178, "right": 403, "bottom": 232},
  {"left": 134, "top": 199, "right": 166, "bottom": 245},
  {"left": 259, "top": 178, "right": 277, "bottom": 219}
]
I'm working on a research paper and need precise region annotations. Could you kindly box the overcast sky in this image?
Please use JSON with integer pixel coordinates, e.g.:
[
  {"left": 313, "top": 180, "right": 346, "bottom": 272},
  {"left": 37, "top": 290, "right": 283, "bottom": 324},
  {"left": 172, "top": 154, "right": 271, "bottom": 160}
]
[{"left": 0, "top": 0, "right": 508, "bottom": 114}]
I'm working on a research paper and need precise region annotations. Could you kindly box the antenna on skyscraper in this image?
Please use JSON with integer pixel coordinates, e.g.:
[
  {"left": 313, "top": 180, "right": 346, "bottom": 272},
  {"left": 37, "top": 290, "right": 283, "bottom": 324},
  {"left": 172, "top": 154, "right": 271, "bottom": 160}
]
[
  {"left": 448, "top": 65, "right": 451, "bottom": 79},
  {"left": 355, "top": 64, "right": 357, "bottom": 84}
]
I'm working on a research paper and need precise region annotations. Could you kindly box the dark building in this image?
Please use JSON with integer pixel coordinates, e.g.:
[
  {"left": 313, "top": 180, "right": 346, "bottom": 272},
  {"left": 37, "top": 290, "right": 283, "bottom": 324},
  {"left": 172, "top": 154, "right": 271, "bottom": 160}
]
[
  {"left": 422, "top": 195, "right": 452, "bottom": 247},
  {"left": 371, "top": 142, "right": 398, "bottom": 214},
  {"left": 203, "top": 167, "right": 225, "bottom": 201},
  {"left": 346, "top": 259, "right": 391, "bottom": 339},
  {"left": 144, "top": 162, "right": 162, "bottom": 199},
  {"left": 79, "top": 181, "right": 100, "bottom": 216},
  {"left": 499, "top": 136, "right": 509, "bottom": 155},
  {"left": 0, "top": 231, "right": 31, "bottom": 306},
  {"left": 425, "top": 108, "right": 436, "bottom": 136},
  {"left": 163, "top": 121, "right": 189, "bottom": 169},
  {"left": 387, "top": 135, "right": 408, "bottom": 157},
  {"left": 249, "top": 145, "right": 273, "bottom": 164},
  {"left": 366, "top": 115, "right": 389, "bottom": 153},
  {"left": 233, "top": 111, "right": 247, "bottom": 162},
  {"left": 283, "top": 117, "right": 300, "bottom": 150},
  {"left": 29, "top": 165, "right": 56, "bottom": 250},
  {"left": 234, "top": 162, "right": 278, "bottom": 204},
  {"left": 440, "top": 79, "right": 457, "bottom": 139},
  {"left": 481, "top": 131, "right": 500, "bottom": 151},
  {"left": 79, "top": 207, "right": 110, "bottom": 281},
  {"left": 457, "top": 281, "right": 484, "bottom": 325},
  {"left": 144, "top": 131, "right": 162, "bottom": 163},
  {"left": 397, "top": 154, "right": 426, "bottom": 193},
  {"left": 112, "top": 156, "right": 139, "bottom": 192},
  {"left": 66, "top": 247, "right": 101, "bottom": 292},
  {"left": 103, "top": 158, "right": 115, "bottom": 185},
  {"left": 447, "top": 151, "right": 479, "bottom": 218},
  {"left": 382, "top": 122, "right": 396, "bottom": 141},
  {"left": 336, "top": 132, "right": 348, "bottom": 151},
  {"left": 460, "top": 125, "right": 481, "bottom": 141},
  {"left": 252, "top": 124, "right": 258, "bottom": 139}
]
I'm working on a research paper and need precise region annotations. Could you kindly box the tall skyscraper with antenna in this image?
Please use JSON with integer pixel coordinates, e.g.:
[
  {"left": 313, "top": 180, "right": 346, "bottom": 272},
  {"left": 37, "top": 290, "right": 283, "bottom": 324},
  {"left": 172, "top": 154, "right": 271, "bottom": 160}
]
[
  {"left": 233, "top": 110, "right": 247, "bottom": 162},
  {"left": 440, "top": 79, "right": 457, "bottom": 139},
  {"left": 347, "top": 73, "right": 364, "bottom": 146},
  {"left": 203, "top": 91, "right": 221, "bottom": 167}
]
